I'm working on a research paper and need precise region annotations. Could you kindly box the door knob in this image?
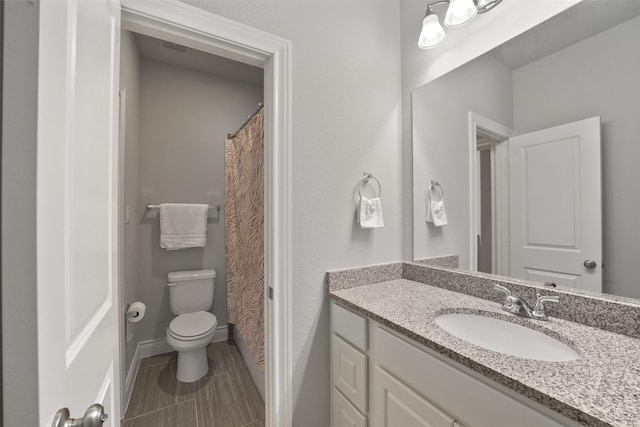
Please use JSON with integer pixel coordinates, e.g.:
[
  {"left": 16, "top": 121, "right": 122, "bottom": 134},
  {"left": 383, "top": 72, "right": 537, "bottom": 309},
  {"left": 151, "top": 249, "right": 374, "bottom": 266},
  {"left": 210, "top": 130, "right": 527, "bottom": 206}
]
[
  {"left": 52, "top": 404, "right": 108, "bottom": 427},
  {"left": 583, "top": 259, "right": 597, "bottom": 269}
]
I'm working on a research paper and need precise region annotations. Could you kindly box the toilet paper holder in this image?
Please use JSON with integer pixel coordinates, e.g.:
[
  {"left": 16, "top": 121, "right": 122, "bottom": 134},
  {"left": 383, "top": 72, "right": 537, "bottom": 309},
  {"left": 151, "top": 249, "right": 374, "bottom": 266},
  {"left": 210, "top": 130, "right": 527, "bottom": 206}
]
[
  {"left": 126, "top": 310, "right": 141, "bottom": 320},
  {"left": 126, "top": 302, "right": 146, "bottom": 322}
]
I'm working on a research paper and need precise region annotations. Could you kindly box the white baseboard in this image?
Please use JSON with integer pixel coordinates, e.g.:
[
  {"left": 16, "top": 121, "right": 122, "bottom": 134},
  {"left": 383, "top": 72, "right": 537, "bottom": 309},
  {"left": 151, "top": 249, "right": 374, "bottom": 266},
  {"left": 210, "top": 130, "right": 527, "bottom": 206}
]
[
  {"left": 214, "top": 325, "right": 229, "bottom": 343},
  {"left": 123, "top": 325, "right": 229, "bottom": 412},
  {"left": 233, "top": 327, "right": 265, "bottom": 401},
  {"left": 123, "top": 343, "right": 141, "bottom": 413}
]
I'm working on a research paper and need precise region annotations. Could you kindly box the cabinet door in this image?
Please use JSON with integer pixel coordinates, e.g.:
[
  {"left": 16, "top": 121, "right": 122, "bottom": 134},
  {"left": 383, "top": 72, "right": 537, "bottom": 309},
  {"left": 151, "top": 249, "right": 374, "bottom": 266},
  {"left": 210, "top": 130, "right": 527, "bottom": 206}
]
[
  {"left": 373, "top": 366, "right": 455, "bottom": 427},
  {"left": 333, "top": 387, "right": 367, "bottom": 427},
  {"left": 333, "top": 334, "right": 368, "bottom": 412}
]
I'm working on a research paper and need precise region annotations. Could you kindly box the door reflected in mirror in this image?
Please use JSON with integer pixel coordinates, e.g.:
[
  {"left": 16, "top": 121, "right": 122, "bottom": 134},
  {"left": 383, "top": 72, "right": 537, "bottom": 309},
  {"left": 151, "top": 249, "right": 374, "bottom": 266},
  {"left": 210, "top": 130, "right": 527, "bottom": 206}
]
[{"left": 412, "top": 0, "right": 640, "bottom": 299}]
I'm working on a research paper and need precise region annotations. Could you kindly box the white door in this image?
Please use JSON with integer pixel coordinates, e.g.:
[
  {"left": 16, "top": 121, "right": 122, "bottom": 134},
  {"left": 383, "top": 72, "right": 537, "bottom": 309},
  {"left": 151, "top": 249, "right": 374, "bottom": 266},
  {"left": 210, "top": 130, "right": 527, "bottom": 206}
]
[
  {"left": 508, "top": 117, "right": 602, "bottom": 292},
  {"left": 37, "top": 0, "right": 121, "bottom": 426}
]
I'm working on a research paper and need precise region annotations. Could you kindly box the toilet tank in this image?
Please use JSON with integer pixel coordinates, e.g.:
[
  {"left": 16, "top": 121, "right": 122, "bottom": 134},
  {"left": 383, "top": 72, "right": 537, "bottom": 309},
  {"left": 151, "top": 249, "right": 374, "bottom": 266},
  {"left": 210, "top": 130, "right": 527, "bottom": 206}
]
[{"left": 167, "top": 269, "right": 216, "bottom": 315}]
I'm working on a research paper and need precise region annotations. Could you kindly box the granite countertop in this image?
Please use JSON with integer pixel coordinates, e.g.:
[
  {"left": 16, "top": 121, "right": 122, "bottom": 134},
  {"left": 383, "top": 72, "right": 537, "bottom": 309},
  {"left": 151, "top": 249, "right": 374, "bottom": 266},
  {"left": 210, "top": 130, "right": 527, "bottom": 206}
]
[{"left": 330, "top": 279, "right": 640, "bottom": 427}]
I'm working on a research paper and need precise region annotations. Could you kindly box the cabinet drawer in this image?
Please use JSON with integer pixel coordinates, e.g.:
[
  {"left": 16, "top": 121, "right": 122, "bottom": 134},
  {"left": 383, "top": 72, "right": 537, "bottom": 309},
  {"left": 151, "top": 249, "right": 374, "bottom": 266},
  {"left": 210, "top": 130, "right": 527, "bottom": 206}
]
[
  {"left": 333, "top": 387, "right": 367, "bottom": 427},
  {"left": 333, "top": 334, "right": 367, "bottom": 413},
  {"left": 332, "top": 302, "right": 367, "bottom": 351}
]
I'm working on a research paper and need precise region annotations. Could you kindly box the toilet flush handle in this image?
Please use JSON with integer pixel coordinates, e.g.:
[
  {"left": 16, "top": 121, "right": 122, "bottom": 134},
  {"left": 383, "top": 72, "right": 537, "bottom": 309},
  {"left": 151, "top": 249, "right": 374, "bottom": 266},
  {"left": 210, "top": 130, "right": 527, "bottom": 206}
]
[{"left": 167, "top": 282, "right": 176, "bottom": 287}]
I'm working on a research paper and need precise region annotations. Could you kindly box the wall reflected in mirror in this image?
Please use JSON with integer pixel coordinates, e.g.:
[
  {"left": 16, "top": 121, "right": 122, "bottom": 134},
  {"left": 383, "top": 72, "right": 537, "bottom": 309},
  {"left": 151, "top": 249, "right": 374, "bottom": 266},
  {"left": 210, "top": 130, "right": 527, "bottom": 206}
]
[{"left": 412, "top": 0, "right": 640, "bottom": 299}]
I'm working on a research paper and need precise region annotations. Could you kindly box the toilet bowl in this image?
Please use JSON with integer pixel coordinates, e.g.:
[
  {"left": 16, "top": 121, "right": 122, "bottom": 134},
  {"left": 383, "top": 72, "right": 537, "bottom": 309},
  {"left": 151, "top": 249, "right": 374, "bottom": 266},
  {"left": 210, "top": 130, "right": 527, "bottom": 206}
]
[
  {"left": 165, "top": 269, "right": 217, "bottom": 382},
  {"left": 166, "top": 311, "right": 217, "bottom": 382}
]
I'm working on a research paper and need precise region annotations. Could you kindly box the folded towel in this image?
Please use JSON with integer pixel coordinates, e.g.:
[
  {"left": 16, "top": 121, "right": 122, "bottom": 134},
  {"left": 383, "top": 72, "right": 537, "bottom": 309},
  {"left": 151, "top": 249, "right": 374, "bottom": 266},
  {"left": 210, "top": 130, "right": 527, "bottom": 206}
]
[
  {"left": 358, "top": 197, "right": 384, "bottom": 228},
  {"left": 426, "top": 199, "right": 448, "bottom": 227},
  {"left": 160, "top": 203, "right": 208, "bottom": 250}
]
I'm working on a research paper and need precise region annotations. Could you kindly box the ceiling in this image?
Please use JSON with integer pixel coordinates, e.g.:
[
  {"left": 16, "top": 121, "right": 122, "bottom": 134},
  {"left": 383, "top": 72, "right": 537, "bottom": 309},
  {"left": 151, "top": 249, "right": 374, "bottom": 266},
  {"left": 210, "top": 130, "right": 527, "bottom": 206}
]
[
  {"left": 133, "top": 33, "right": 264, "bottom": 86},
  {"left": 490, "top": 0, "right": 640, "bottom": 70}
]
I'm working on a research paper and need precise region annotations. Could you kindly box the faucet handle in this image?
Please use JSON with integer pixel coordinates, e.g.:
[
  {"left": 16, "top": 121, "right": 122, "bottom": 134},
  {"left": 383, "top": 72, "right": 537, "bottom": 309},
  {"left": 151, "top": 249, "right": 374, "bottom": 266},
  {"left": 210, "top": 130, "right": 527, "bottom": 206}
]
[
  {"left": 493, "top": 284, "right": 511, "bottom": 297},
  {"left": 532, "top": 292, "right": 559, "bottom": 320},
  {"left": 494, "top": 284, "right": 515, "bottom": 310},
  {"left": 536, "top": 293, "right": 559, "bottom": 304}
]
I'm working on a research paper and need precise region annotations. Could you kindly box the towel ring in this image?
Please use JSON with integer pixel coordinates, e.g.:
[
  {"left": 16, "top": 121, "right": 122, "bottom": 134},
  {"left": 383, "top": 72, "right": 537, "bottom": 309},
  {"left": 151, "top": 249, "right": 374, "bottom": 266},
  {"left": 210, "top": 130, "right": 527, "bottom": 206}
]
[
  {"left": 427, "top": 180, "right": 444, "bottom": 203},
  {"left": 358, "top": 173, "right": 382, "bottom": 198}
]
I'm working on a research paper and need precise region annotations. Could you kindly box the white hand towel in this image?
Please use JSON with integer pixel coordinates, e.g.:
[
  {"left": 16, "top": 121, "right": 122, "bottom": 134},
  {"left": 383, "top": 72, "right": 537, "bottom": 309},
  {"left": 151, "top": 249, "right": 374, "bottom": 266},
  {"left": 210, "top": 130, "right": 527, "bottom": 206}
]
[
  {"left": 359, "top": 197, "right": 384, "bottom": 229},
  {"left": 160, "top": 203, "right": 208, "bottom": 250},
  {"left": 426, "top": 199, "right": 448, "bottom": 227}
]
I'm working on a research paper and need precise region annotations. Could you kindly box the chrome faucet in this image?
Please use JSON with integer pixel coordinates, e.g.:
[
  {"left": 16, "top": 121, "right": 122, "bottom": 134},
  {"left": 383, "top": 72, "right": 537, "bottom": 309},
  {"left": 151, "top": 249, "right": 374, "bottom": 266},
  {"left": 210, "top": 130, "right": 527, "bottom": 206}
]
[{"left": 493, "top": 284, "right": 559, "bottom": 321}]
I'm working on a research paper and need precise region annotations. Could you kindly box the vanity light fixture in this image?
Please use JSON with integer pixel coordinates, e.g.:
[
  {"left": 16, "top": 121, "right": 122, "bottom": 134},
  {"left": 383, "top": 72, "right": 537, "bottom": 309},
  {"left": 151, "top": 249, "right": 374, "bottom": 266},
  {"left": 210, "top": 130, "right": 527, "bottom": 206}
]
[{"left": 418, "top": 0, "right": 503, "bottom": 49}]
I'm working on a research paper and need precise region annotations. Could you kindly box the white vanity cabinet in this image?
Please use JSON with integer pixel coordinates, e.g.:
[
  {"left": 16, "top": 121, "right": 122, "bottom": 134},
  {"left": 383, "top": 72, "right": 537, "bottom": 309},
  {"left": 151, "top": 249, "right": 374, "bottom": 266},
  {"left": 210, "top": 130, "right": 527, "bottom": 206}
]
[{"left": 330, "top": 301, "right": 582, "bottom": 427}]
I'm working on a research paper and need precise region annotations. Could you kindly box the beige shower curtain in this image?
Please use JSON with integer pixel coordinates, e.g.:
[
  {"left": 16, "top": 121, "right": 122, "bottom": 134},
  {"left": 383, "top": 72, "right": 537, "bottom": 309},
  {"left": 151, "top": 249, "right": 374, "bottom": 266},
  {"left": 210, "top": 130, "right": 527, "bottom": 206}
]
[{"left": 225, "top": 108, "right": 265, "bottom": 372}]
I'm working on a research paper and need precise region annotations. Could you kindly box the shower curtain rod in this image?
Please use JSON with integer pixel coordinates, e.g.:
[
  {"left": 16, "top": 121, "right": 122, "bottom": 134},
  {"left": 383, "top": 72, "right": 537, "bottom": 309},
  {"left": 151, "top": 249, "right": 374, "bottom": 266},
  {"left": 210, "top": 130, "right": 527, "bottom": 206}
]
[{"left": 227, "top": 103, "right": 264, "bottom": 139}]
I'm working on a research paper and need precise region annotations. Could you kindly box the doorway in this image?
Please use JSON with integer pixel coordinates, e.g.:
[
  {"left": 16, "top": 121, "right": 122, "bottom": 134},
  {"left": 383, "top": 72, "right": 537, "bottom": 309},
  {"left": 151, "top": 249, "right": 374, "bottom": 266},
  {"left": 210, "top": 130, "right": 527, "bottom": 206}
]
[
  {"left": 119, "top": 4, "right": 294, "bottom": 425},
  {"left": 476, "top": 129, "right": 502, "bottom": 275},
  {"left": 118, "top": 29, "right": 266, "bottom": 426},
  {"left": 468, "top": 112, "right": 513, "bottom": 275}
]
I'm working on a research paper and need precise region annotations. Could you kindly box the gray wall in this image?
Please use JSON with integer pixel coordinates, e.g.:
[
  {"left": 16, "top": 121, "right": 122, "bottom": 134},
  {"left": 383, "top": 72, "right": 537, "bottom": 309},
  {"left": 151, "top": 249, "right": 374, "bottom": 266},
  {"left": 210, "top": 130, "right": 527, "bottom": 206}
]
[
  {"left": 120, "top": 30, "right": 142, "bottom": 377},
  {"left": 1, "top": 1, "right": 39, "bottom": 426},
  {"left": 412, "top": 54, "right": 513, "bottom": 269},
  {"left": 179, "top": 2, "right": 403, "bottom": 425},
  {"left": 512, "top": 16, "right": 640, "bottom": 299},
  {"left": 136, "top": 59, "right": 263, "bottom": 342}
]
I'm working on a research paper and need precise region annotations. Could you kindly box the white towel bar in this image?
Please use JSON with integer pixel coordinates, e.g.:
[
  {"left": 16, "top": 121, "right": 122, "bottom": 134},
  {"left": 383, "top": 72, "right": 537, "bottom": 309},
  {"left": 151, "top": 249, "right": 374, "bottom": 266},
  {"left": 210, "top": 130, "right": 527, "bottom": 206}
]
[
  {"left": 358, "top": 172, "right": 382, "bottom": 198},
  {"left": 146, "top": 203, "right": 221, "bottom": 211}
]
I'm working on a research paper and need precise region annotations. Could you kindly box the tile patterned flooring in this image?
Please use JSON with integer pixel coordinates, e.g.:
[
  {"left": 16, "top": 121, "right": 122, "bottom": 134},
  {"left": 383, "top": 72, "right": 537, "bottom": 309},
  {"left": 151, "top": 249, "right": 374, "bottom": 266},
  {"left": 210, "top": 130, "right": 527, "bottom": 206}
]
[{"left": 123, "top": 341, "right": 264, "bottom": 427}]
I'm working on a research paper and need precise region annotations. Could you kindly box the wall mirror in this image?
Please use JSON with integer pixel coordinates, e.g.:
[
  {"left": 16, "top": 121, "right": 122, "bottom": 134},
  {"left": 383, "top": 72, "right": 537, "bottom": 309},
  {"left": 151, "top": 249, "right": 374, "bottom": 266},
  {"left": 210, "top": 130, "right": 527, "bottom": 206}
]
[{"left": 412, "top": 0, "right": 640, "bottom": 300}]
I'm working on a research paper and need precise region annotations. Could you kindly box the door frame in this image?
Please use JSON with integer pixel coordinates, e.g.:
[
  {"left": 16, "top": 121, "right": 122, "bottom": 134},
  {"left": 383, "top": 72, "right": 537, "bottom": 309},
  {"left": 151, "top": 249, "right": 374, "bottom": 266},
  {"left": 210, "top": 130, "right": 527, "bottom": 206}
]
[
  {"left": 120, "top": 1, "right": 292, "bottom": 426},
  {"left": 468, "top": 112, "right": 513, "bottom": 274},
  {"left": 117, "top": 78, "right": 129, "bottom": 409}
]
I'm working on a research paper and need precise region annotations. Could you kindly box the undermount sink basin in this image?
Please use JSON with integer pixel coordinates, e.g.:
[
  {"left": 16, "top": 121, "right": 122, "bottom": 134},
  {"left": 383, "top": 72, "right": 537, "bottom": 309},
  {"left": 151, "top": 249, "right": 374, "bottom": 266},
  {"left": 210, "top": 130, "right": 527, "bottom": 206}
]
[{"left": 434, "top": 313, "right": 580, "bottom": 362}]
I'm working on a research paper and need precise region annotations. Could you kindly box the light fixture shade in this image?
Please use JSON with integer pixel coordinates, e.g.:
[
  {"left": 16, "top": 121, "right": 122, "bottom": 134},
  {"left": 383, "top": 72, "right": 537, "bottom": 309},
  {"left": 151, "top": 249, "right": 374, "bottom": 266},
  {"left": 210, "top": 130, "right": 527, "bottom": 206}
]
[
  {"left": 418, "top": 12, "right": 446, "bottom": 49},
  {"left": 444, "top": 0, "right": 478, "bottom": 28}
]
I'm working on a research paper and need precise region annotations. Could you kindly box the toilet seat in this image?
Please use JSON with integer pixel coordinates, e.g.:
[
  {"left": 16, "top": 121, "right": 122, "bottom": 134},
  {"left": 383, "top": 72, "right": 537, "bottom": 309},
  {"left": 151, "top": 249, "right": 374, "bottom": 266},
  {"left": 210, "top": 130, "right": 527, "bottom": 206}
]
[{"left": 168, "top": 311, "right": 217, "bottom": 341}]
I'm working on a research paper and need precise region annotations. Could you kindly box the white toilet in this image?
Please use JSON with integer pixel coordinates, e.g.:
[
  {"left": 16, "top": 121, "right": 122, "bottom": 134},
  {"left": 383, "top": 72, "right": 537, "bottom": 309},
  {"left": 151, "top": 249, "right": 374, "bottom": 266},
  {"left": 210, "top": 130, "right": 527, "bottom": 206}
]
[{"left": 166, "top": 269, "right": 218, "bottom": 382}]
